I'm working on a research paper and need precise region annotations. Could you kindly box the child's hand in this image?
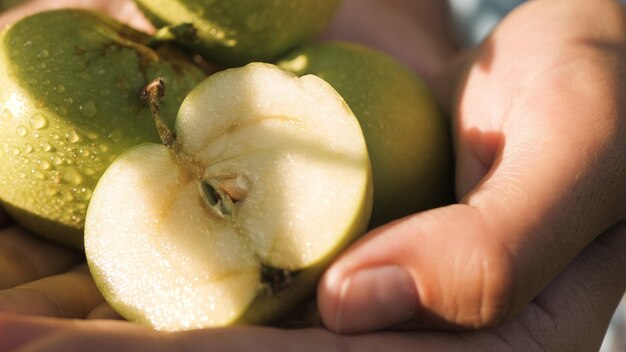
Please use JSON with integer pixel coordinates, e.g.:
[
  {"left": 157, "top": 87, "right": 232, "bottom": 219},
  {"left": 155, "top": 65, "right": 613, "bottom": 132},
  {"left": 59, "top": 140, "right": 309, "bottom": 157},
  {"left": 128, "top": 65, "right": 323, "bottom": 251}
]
[
  {"left": 318, "top": 0, "right": 626, "bottom": 336},
  {"left": 0, "top": 0, "right": 152, "bottom": 31},
  {"left": 1, "top": 1, "right": 624, "bottom": 351},
  {"left": 2, "top": 209, "right": 624, "bottom": 351}
]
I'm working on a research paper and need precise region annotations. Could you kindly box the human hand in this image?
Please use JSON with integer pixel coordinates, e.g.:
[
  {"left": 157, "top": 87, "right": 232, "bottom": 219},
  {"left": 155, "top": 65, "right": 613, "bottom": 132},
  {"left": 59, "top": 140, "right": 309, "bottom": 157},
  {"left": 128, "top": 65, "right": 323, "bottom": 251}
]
[
  {"left": 1, "top": 0, "right": 625, "bottom": 351},
  {"left": 2, "top": 205, "right": 624, "bottom": 351},
  {"left": 0, "top": 0, "right": 152, "bottom": 31},
  {"left": 316, "top": 0, "right": 626, "bottom": 343}
]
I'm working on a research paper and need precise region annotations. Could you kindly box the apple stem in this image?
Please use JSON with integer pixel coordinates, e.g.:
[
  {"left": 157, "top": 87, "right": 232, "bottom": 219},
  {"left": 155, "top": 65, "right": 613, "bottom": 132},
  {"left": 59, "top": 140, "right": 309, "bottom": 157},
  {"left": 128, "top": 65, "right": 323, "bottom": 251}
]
[
  {"left": 141, "top": 78, "right": 246, "bottom": 218},
  {"left": 140, "top": 78, "right": 203, "bottom": 179},
  {"left": 141, "top": 77, "right": 177, "bottom": 148}
]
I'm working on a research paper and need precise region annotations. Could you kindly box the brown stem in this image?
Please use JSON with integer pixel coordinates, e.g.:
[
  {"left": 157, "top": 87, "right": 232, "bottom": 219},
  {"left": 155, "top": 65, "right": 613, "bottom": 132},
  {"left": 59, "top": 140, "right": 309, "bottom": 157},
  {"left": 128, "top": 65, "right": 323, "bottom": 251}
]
[{"left": 140, "top": 77, "right": 177, "bottom": 147}]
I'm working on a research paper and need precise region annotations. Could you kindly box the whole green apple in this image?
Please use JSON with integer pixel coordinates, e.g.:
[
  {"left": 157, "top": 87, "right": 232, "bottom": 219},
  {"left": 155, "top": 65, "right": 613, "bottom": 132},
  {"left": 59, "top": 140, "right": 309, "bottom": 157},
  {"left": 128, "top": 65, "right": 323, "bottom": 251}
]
[
  {"left": 133, "top": 0, "right": 342, "bottom": 67},
  {"left": 85, "top": 63, "right": 373, "bottom": 330},
  {"left": 0, "top": 9, "right": 206, "bottom": 249},
  {"left": 278, "top": 41, "right": 454, "bottom": 227}
]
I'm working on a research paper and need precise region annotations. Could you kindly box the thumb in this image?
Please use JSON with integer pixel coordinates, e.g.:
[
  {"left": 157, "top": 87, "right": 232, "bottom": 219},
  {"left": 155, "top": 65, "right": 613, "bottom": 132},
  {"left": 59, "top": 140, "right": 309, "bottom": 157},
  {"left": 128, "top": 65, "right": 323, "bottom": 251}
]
[
  {"left": 317, "top": 204, "right": 515, "bottom": 333},
  {"left": 317, "top": 88, "right": 626, "bottom": 334}
]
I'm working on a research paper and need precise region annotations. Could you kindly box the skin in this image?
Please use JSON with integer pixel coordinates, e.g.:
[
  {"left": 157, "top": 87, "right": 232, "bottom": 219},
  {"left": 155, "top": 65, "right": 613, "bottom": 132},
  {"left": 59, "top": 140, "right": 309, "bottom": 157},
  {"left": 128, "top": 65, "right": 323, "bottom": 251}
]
[{"left": 0, "top": 0, "right": 625, "bottom": 351}]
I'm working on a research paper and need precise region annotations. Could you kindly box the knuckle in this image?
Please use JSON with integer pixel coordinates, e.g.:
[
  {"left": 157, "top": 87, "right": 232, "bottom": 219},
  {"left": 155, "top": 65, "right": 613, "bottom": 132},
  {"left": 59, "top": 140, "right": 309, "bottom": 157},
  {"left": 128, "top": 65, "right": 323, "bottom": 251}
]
[{"left": 453, "top": 236, "right": 517, "bottom": 329}]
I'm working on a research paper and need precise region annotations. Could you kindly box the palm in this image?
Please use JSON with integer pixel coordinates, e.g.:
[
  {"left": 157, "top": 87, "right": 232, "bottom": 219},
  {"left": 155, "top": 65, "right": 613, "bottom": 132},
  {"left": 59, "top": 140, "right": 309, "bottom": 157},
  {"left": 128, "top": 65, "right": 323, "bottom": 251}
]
[{"left": 1, "top": 218, "right": 623, "bottom": 351}]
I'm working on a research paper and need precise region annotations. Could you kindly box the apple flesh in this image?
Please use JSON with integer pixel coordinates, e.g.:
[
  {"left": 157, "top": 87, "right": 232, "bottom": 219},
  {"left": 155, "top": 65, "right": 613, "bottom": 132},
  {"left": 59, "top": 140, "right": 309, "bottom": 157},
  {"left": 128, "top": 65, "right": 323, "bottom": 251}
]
[
  {"left": 133, "top": 0, "right": 342, "bottom": 67},
  {"left": 85, "top": 63, "right": 373, "bottom": 331},
  {"left": 0, "top": 10, "right": 206, "bottom": 249},
  {"left": 278, "top": 41, "right": 454, "bottom": 227}
]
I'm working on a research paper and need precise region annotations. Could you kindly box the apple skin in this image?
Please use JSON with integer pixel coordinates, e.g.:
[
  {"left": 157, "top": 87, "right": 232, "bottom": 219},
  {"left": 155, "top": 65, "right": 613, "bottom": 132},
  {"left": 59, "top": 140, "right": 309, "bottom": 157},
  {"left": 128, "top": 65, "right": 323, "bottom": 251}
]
[
  {"left": 278, "top": 41, "right": 455, "bottom": 227},
  {"left": 133, "top": 0, "right": 342, "bottom": 67},
  {"left": 0, "top": 9, "right": 206, "bottom": 249}
]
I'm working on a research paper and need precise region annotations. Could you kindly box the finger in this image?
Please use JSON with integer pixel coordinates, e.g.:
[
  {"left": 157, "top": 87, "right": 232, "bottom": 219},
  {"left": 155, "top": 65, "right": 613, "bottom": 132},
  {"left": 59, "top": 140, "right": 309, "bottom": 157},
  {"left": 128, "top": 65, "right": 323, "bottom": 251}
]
[
  {"left": 0, "top": 226, "right": 81, "bottom": 289},
  {"left": 318, "top": 0, "right": 626, "bottom": 333},
  {"left": 0, "top": 313, "right": 467, "bottom": 352},
  {"left": 0, "top": 315, "right": 167, "bottom": 352},
  {"left": 0, "top": 221, "right": 623, "bottom": 352},
  {"left": 0, "top": 208, "right": 11, "bottom": 229},
  {"left": 4, "top": 221, "right": 624, "bottom": 352},
  {"left": 0, "top": 264, "right": 104, "bottom": 318},
  {"left": 0, "top": 0, "right": 153, "bottom": 32},
  {"left": 85, "top": 302, "right": 122, "bottom": 320},
  {"left": 488, "top": 221, "right": 626, "bottom": 351},
  {"left": 320, "top": 0, "right": 457, "bottom": 85}
]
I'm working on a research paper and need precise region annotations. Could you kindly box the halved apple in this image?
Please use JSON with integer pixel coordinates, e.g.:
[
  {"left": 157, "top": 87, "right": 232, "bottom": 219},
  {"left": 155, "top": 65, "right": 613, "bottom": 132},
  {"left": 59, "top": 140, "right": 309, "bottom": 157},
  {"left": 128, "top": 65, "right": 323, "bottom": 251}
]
[{"left": 84, "top": 63, "right": 373, "bottom": 331}]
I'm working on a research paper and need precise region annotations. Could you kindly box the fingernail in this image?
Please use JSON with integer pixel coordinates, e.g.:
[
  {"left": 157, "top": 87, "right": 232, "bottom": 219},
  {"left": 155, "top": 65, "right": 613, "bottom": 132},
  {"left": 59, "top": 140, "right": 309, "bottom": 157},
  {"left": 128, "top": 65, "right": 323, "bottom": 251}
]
[{"left": 335, "top": 265, "right": 417, "bottom": 333}]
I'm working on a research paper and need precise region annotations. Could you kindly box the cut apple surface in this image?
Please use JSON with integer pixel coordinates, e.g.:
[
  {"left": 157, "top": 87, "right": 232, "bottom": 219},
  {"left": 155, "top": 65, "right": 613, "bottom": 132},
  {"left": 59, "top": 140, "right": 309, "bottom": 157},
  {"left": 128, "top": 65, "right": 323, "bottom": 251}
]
[{"left": 85, "top": 63, "right": 372, "bottom": 331}]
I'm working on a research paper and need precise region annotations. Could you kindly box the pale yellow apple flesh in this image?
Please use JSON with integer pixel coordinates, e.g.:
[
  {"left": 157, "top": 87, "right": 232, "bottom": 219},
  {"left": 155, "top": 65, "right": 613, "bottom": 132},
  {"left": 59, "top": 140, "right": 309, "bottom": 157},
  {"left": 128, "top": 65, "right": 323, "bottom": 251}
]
[{"left": 85, "top": 63, "right": 372, "bottom": 331}]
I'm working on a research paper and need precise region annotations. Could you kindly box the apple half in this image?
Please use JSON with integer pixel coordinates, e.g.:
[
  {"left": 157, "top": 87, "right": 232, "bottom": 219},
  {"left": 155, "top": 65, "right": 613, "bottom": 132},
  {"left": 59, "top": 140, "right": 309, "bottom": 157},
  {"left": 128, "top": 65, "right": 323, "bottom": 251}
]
[{"left": 85, "top": 63, "right": 373, "bottom": 331}]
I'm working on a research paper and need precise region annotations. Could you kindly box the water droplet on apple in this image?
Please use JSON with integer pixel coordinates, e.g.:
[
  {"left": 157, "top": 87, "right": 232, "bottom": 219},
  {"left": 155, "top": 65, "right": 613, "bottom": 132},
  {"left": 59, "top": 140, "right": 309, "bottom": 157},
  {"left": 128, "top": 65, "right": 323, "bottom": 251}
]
[
  {"left": 56, "top": 106, "right": 68, "bottom": 117},
  {"left": 78, "top": 72, "right": 92, "bottom": 82},
  {"left": 23, "top": 144, "right": 33, "bottom": 153},
  {"left": 44, "top": 184, "right": 58, "bottom": 196},
  {"left": 62, "top": 191, "right": 74, "bottom": 202},
  {"left": 39, "top": 160, "right": 51, "bottom": 170},
  {"left": 32, "top": 168, "right": 45, "bottom": 180},
  {"left": 30, "top": 113, "right": 48, "bottom": 130},
  {"left": 2, "top": 109, "right": 13, "bottom": 121},
  {"left": 63, "top": 168, "right": 83, "bottom": 186},
  {"left": 66, "top": 130, "right": 81, "bottom": 143},
  {"left": 37, "top": 49, "right": 50, "bottom": 58},
  {"left": 77, "top": 187, "right": 92, "bottom": 201},
  {"left": 40, "top": 141, "right": 53, "bottom": 152},
  {"left": 80, "top": 166, "right": 95, "bottom": 176},
  {"left": 79, "top": 100, "right": 97, "bottom": 118},
  {"left": 52, "top": 156, "right": 63, "bottom": 165},
  {"left": 23, "top": 40, "right": 32, "bottom": 47},
  {"left": 108, "top": 128, "right": 125, "bottom": 143},
  {"left": 94, "top": 66, "right": 107, "bottom": 75},
  {"left": 16, "top": 126, "right": 28, "bottom": 137},
  {"left": 54, "top": 84, "right": 66, "bottom": 93}
]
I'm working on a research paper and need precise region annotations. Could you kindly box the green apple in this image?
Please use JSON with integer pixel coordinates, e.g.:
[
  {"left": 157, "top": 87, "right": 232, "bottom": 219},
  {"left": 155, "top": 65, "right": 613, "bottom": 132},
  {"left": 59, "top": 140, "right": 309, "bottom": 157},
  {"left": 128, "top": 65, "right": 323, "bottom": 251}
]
[
  {"left": 85, "top": 63, "right": 372, "bottom": 331},
  {"left": 0, "top": 9, "right": 206, "bottom": 249},
  {"left": 278, "top": 41, "right": 454, "bottom": 227},
  {"left": 133, "top": 0, "right": 342, "bottom": 67}
]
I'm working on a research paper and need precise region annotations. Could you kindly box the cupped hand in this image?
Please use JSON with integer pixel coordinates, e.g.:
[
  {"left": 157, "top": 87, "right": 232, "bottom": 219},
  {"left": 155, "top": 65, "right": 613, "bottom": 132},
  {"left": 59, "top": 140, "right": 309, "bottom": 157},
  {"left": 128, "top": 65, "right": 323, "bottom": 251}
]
[
  {"left": 1, "top": 207, "right": 624, "bottom": 351},
  {"left": 317, "top": 0, "right": 626, "bottom": 338},
  {"left": 1, "top": 0, "right": 625, "bottom": 351}
]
